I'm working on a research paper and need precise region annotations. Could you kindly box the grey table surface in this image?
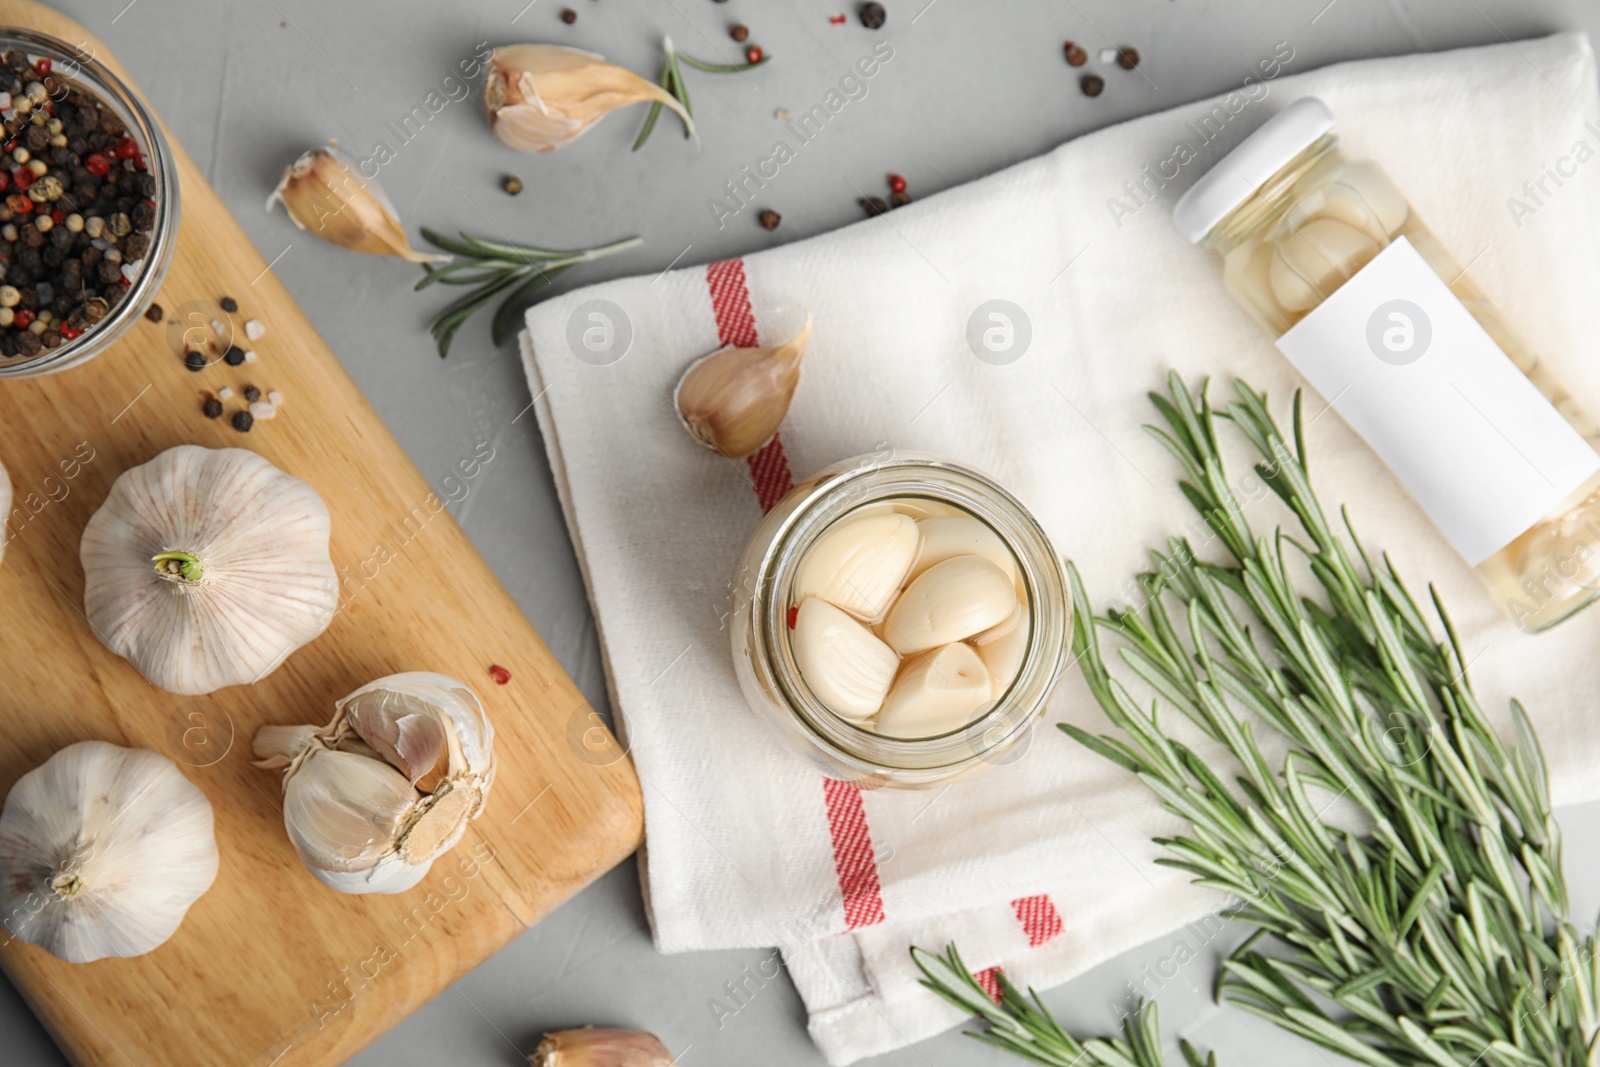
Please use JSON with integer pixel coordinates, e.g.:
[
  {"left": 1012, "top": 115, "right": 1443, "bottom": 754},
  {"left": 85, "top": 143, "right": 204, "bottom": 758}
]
[{"left": 8, "top": 0, "right": 1600, "bottom": 1064}]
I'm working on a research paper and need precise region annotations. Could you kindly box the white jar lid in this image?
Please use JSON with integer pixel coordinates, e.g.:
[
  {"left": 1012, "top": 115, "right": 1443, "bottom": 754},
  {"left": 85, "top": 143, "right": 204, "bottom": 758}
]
[{"left": 1172, "top": 96, "right": 1336, "bottom": 243}]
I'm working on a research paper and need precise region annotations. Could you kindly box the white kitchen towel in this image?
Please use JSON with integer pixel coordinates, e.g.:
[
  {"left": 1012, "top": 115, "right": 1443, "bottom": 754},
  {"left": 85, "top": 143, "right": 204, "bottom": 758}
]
[{"left": 522, "top": 33, "right": 1600, "bottom": 1064}]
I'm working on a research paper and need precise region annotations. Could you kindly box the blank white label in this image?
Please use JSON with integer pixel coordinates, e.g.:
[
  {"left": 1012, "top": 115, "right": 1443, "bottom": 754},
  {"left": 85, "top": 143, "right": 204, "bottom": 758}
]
[{"left": 1276, "top": 237, "right": 1599, "bottom": 565}]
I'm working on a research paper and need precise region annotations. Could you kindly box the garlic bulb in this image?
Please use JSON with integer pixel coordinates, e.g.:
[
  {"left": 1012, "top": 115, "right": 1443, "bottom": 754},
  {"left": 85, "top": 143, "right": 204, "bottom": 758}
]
[
  {"left": 675, "top": 312, "right": 812, "bottom": 458},
  {"left": 882, "top": 555, "right": 1017, "bottom": 655},
  {"left": 80, "top": 446, "right": 338, "bottom": 696},
  {"left": 485, "top": 44, "right": 692, "bottom": 152},
  {"left": 791, "top": 597, "right": 899, "bottom": 720},
  {"left": 531, "top": 1027, "right": 674, "bottom": 1067},
  {"left": 253, "top": 672, "right": 495, "bottom": 895},
  {"left": 267, "top": 143, "right": 445, "bottom": 263},
  {"left": 0, "top": 456, "right": 9, "bottom": 568},
  {"left": 0, "top": 741, "right": 218, "bottom": 963},
  {"left": 794, "top": 509, "right": 919, "bottom": 621}
]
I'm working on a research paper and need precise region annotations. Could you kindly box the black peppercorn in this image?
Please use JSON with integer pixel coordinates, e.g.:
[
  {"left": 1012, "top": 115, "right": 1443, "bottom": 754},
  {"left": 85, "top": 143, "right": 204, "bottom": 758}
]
[
  {"left": 1117, "top": 47, "right": 1140, "bottom": 70},
  {"left": 203, "top": 397, "right": 223, "bottom": 419},
  {"left": 231, "top": 410, "right": 253, "bottom": 433},
  {"left": 243, "top": 384, "right": 262, "bottom": 402},
  {"left": 560, "top": 7, "right": 576, "bottom": 23},
  {"left": 223, "top": 345, "right": 245, "bottom": 366},
  {"left": 859, "top": 2, "right": 887, "bottom": 29},
  {"left": 859, "top": 196, "right": 889, "bottom": 217},
  {"left": 731, "top": 24, "right": 750, "bottom": 42},
  {"left": 144, "top": 302, "right": 163, "bottom": 323},
  {"left": 1081, "top": 74, "right": 1105, "bottom": 97},
  {"left": 891, "top": 190, "right": 911, "bottom": 208},
  {"left": 184, "top": 349, "right": 206, "bottom": 372},
  {"left": 219, "top": 296, "right": 237, "bottom": 313},
  {"left": 1064, "top": 41, "right": 1087, "bottom": 66},
  {"left": 758, "top": 209, "right": 781, "bottom": 231}
]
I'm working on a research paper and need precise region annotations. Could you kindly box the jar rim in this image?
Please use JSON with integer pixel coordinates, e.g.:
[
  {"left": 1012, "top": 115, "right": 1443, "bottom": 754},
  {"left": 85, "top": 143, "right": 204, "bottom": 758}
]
[
  {"left": 747, "top": 454, "right": 1071, "bottom": 777},
  {"left": 0, "top": 28, "right": 180, "bottom": 378}
]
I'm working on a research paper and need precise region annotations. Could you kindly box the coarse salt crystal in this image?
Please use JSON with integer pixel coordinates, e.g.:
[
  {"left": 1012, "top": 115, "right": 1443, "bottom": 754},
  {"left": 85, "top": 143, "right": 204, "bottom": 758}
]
[
  {"left": 242, "top": 349, "right": 258, "bottom": 363},
  {"left": 218, "top": 386, "right": 234, "bottom": 400},
  {"left": 121, "top": 263, "right": 140, "bottom": 282},
  {"left": 210, "top": 319, "right": 224, "bottom": 335},
  {"left": 0, "top": 94, "right": 12, "bottom": 110},
  {"left": 1099, "top": 47, "right": 1118, "bottom": 64},
  {"left": 267, "top": 390, "right": 283, "bottom": 406},
  {"left": 249, "top": 400, "right": 276, "bottom": 420},
  {"left": 244, "top": 319, "right": 265, "bottom": 340}
]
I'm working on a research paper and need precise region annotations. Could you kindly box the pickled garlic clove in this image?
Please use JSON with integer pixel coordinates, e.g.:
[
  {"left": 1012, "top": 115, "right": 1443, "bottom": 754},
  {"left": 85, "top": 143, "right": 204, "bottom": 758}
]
[
  {"left": 977, "top": 615, "right": 1029, "bottom": 699},
  {"left": 1333, "top": 161, "right": 1409, "bottom": 235},
  {"left": 1269, "top": 217, "right": 1380, "bottom": 312},
  {"left": 908, "top": 516, "right": 1018, "bottom": 584},
  {"left": 791, "top": 597, "right": 900, "bottom": 720},
  {"left": 882, "top": 555, "right": 1017, "bottom": 655},
  {"left": 794, "top": 510, "right": 920, "bottom": 621},
  {"left": 875, "top": 643, "right": 992, "bottom": 739}
]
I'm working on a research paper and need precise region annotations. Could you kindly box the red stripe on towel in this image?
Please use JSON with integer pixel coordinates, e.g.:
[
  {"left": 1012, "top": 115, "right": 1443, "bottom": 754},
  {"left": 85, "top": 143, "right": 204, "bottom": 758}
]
[
  {"left": 706, "top": 258, "right": 794, "bottom": 511},
  {"left": 1011, "top": 894, "right": 1065, "bottom": 947},
  {"left": 822, "top": 778, "right": 887, "bottom": 929},
  {"left": 973, "top": 966, "right": 1005, "bottom": 1004}
]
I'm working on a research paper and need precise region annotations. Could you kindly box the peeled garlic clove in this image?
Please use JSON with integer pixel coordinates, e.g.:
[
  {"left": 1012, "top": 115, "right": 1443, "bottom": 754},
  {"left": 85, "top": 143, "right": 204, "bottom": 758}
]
[
  {"left": 890, "top": 499, "right": 967, "bottom": 520},
  {"left": 675, "top": 313, "right": 812, "bottom": 458},
  {"left": 791, "top": 597, "right": 900, "bottom": 720},
  {"left": 907, "top": 516, "right": 1018, "bottom": 584},
  {"left": 531, "top": 1027, "right": 675, "bottom": 1067},
  {"left": 977, "top": 609, "right": 1030, "bottom": 699},
  {"left": 1269, "top": 217, "right": 1379, "bottom": 312},
  {"left": 0, "top": 741, "right": 218, "bottom": 963},
  {"left": 874, "top": 643, "right": 993, "bottom": 739},
  {"left": 267, "top": 143, "right": 444, "bottom": 263},
  {"left": 253, "top": 672, "right": 495, "bottom": 895},
  {"left": 1334, "top": 161, "right": 1409, "bottom": 235},
  {"left": 485, "top": 44, "right": 693, "bottom": 153},
  {"left": 883, "top": 555, "right": 1016, "bottom": 655},
  {"left": 795, "top": 510, "right": 919, "bottom": 621}
]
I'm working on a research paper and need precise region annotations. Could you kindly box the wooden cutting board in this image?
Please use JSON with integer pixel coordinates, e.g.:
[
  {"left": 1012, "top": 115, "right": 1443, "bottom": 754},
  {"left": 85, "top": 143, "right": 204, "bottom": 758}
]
[{"left": 0, "top": 3, "right": 643, "bottom": 1065}]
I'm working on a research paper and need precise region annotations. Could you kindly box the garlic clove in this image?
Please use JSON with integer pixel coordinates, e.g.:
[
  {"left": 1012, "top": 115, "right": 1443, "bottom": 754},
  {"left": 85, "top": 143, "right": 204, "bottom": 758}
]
[
  {"left": 791, "top": 597, "right": 900, "bottom": 720},
  {"left": 1269, "top": 217, "right": 1379, "bottom": 312},
  {"left": 794, "top": 510, "right": 919, "bottom": 621},
  {"left": 0, "top": 741, "right": 218, "bottom": 963},
  {"left": 890, "top": 499, "right": 967, "bottom": 521},
  {"left": 485, "top": 44, "right": 692, "bottom": 153},
  {"left": 281, "top": 748, "right": 419, "bottom": 875},
  {"left": 906, "top": 516, "right": 1018, "bottom": 585},
  {"left": 883, "top": 555, "right": 1017, "bottom": 655},
  {"left": 977, "top": 609, "right": 1030, "bottom": 700},
  {"left": 874, "top": 643, "right": 993, "bottom": 739},
  {"left": 1333, "top": 161, "right": 1409, "bottom": 235},
  {"left": 531, "top": 1027, "right": 675, "bottom": 1067},
  {"left": 267, "top": 143, "right": 444, "bottom": 263},
  {"left": 674, "top": 312, "right": 812, "bottom": 458}
]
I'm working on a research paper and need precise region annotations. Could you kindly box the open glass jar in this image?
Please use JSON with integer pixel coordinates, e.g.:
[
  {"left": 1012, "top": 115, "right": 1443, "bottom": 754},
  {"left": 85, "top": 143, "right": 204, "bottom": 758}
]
[
  {"left": 0, "top": 29, "right": 179, "bottom": 378},
  {"left": 730, "top": 453, "right": 1070, "bottom": 788},
  {"left": 1175, "top": 97, "right": 1600, "bottom": 632}
]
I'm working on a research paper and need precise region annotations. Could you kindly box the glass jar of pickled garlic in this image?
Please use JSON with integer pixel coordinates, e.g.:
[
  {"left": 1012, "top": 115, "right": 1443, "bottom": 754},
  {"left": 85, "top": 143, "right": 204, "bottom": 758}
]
[
  {"left": 729, "top": 453, "right": 1071, "bottom": 787},
  {"left": 1174, "top": 96, "right": 1600, "bottom": 632}
]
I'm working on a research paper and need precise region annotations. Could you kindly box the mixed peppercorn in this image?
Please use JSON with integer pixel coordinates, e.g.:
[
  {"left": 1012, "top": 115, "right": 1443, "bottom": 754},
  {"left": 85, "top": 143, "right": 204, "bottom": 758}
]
[{"left": 0, "top": 50, "right": 156, "bottom": 361}]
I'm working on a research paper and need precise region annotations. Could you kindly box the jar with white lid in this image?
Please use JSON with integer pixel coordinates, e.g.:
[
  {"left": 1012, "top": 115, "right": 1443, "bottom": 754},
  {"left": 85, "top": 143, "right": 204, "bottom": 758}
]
[
  {"left": 1174, "top": 96, "right": 1600, "bottom": 632},
  {"left": 729, "top": 453, "right": 1071, "bottom": 788}
]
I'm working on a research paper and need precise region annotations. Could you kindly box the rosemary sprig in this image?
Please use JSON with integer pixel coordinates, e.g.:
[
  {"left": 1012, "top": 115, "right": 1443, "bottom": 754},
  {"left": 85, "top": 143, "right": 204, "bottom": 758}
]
[
  {"left": 913, "top": 944, "right": 1213, "bottom": 1067},
  {"left": 633, "top": 36, "right": 770, "bottom": 151},
  {"left": 415, "top": 229, "right": 641, "bottom": 356},
  {"left": 919, "top": 373, "right": 1598, "bottom": 1067}
]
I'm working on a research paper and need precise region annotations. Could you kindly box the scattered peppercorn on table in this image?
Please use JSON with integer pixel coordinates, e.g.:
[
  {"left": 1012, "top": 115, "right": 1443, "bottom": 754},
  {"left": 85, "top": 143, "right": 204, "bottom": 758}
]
[{"left": 0, "top": 4, "right": 641, "bottom": 1066}]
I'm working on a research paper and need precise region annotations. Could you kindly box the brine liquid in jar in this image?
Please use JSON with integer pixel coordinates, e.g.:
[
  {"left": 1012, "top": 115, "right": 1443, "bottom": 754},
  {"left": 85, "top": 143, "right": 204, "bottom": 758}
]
[{"left": 1174, "top": 96, "right": 1600, "bottom": 632}]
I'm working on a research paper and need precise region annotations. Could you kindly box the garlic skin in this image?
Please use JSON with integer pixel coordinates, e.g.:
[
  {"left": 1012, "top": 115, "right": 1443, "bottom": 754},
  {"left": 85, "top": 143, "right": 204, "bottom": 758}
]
[
  {"left": 882, "top": 555, "right": 1017, "bottom": 655},
  {"left": 531, "top": 1027, "right": 674, "bottom": 1067},
  {"left": 0, "top": 741, "right": 218, "bottom": 964},
  {"left": 675, "top": 313, "right": 812, "bottom": 458},
  {"left": 875, "top": 643, "right": 992, "bottom": 739},
  {"left": 0, "top": 457, "right": 10, "bottom": 568},
  {"left": 794, "top": 510, "right": 919, "bottom": 621},
  {"left": 791, "top": 597, "right": 899, "bottom": 720},
  {"left": 253, "top": 672, "right": 495, "bottom": 895},
  {"left": 267, "top": 144, "right": 444, "bottom": 263},
  {"left": 486, "top": 45, "right": 693, "bottom": 153},
  {"left": 80, "top": 446, "right": 338, "bottom": 696}
]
